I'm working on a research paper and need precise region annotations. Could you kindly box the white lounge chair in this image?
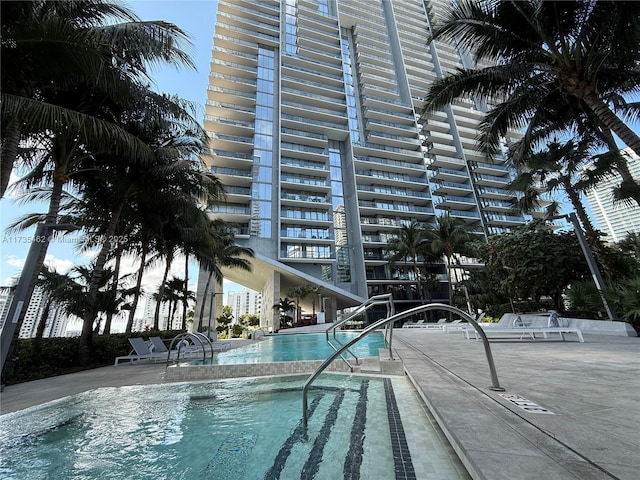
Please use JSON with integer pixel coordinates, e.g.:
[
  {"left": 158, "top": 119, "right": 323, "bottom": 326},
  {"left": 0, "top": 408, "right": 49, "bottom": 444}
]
[
  {"left": 442, "top": 319, "right": 465, "bottom": 333},
  {"left": 402, "top": 320, "right": 425, "bottom": 328},
  {"left": 114, "top": 337, "right": 170, "bottom": 366},
  {"left": 541, "top": 312, "right": 584, "bottom": 342},
  {"left": 421, "top": 318, "right": 448, "bottom": 329},
  {"left": 464, "top": 313, "right": 584, "bottom": 342}
]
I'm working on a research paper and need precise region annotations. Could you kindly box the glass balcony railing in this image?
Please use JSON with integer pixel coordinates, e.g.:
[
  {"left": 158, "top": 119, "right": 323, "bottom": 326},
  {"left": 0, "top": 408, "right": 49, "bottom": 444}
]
[
  {"left": 210, "top": 166, "right": 251, "bottom": 177},
  {"left": 281, "top": 157, "right": 328, "bottom": 171}
]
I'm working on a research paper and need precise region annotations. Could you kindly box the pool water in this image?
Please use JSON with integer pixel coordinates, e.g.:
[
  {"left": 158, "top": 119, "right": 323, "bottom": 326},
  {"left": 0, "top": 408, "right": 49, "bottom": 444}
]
[
  {"left": 206, "top": 331, "right": 386, "bottom": 364},
  {"left": 0, "top": 375, "right": 469, "bottom": 480}
]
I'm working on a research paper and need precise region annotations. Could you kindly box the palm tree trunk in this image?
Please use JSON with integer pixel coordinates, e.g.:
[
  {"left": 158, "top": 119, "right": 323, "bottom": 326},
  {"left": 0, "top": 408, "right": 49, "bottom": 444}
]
[
  {"left": 0, "top": 119, "right": 20, "bottom": 199},
  {"left": 2, "top": 171, "right": 64, "bottom": 376},
  {"left": 197, "top": 270, "right": 213, "bottom": 332},
  {"left": 126, "top": 241, "right": 148, "bottom": 334},
  {"left": 170, "top": 300, "right": 179, "bottom": 330},
  {"left": 35, "top": 297, "right": 52, "bottom": 340},
  {"left": 103, "top": 242, "right": 124, "bottom": 335},
  {"left": 79, "top": 199, "right": 126, "bottom": 365},
  {"left": 446, "top": 255, "right": 454, "bottom": 320},
  {"left": 563, "top": 179, "right": 613, "bottom": 280},
  {"left": 154, "top": 258, "right": 171, "bottom": 330},
  {"left": 583, "top": 92, "right": 640, "bottom": 159},
  {"left": 182, "top": 254, "right": 188, "bottom": 330}
]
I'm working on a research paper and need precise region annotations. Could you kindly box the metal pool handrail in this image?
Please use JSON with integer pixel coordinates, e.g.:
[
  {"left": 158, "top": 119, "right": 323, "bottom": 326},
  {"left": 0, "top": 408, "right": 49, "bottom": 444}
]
[
  {"left": 302, "top": 303, "right": 505, "bottom": 437},
  {"left": 166, "top": 332, "right": 215, "bottom": 367},
  {"left": 325, "top": 293, "right": 395, "bottom": 369}
]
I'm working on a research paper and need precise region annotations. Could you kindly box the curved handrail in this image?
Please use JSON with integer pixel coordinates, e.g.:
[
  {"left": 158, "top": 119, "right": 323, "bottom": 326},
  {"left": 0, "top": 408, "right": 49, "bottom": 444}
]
[
  {"left": 166, "top": 332, "right": 215, "bottom": 369},
  {"left": 302, "top": 303, "right": 505, "bottom": 437},
  {"left": 325, "top": 293, "right": 394, "bottom": 368}
]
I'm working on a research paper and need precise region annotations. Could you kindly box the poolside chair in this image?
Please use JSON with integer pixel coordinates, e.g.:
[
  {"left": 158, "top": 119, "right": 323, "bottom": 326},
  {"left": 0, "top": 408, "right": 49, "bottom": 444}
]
[
  {"left": 402, "top": 320, "right": 425, "bottom": 328},
  {"left": 422, "top": 318, "right": 448, "bottom": 329},
  {"left": 114, "top": 337, "right": 170, "bottom": 366},
  {"left": 149, "top": 336, "right": 189, "bottom": 359},
  {"left": 442, "top": 319, "right": 465, "bottom": 333}
]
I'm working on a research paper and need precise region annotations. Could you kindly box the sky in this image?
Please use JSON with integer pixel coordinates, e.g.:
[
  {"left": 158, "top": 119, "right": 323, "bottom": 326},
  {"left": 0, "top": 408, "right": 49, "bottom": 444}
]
[{"left": 0, "top": 1, "right": 247, "bottom": 319}]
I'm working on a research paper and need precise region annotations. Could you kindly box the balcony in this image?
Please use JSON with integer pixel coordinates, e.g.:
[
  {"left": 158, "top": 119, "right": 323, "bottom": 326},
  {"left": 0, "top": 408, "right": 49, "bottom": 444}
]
[
  {"left": 474, "top": 172, "right": 511, "bottom": 188},
  {"left": 431, "top": 180, "right": 473, "bottom": 195},
  {"left": 431, "top": 167, "right": 469, "bottom": 182}
]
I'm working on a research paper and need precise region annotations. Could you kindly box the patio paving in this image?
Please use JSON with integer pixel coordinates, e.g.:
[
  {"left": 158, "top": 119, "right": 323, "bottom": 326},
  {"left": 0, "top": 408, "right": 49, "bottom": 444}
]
[
  {"left": 1, "top": 328, "right": 638, "bottom": 480},
  {"left": 392, "top": 328, "right": 640, "bottom": 480}
]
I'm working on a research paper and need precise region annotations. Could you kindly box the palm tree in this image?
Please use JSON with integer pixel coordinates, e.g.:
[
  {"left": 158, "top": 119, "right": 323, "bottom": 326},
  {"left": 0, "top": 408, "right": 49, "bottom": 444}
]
[
  {"left": 422, "top": 1, "right": 640, "bottom": 179},
  {"left": 196, "top": 220, "right": 254, "bottom": 332},
  {"left": 387, "top": 222, "right": 430, "bottom": 302},
  {"left": 164, "top": 277, "right": 188, "bottom": 330},
  {"left": 177, "top": 282, "right": 197, "bottom": 331},
  {"left": 34, "top": 267, "right": 70, "bottom": 340},
  {"left": 426, "top": 213, "right": 473, "bottom": 307},
  {"left": 1, "top": 0, "right": 194, "bottom": 198},
  {"left": 617, "top": 233, "right": 640, "bottom": 260},
  {"left": 1, "top": 3, "right": 198, "bottom": 368},
  {"left": 287, "top": 285, "right": 313, "bottom": 326},
  {"left": 273, "top": 297, "right": 296, "bottom": 330},
  {"left": 508, "top": 138, "right": 614, "bottom": 279}
]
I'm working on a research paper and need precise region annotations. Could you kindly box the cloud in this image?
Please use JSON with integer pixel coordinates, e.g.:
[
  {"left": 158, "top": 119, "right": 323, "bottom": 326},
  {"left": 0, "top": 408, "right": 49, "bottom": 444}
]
[
  {"left": 6, "top": 255, "right": 24, "bottom": 269},
  {"left": 43, "top": 254, "right": 75, "bottom": 274}
]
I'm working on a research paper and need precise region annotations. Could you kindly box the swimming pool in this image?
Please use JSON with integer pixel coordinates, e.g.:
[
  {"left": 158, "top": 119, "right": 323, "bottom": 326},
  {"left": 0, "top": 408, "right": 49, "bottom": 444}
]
[
  {"left": 0, "top": 375, "right": 469, "bottom": 480},
  {"left": 204, "top": 331, "right": 386, "bottom": 365}
]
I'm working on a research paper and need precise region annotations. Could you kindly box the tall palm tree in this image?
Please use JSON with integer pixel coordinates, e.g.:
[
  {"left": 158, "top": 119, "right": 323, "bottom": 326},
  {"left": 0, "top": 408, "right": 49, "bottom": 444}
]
[
  {"left": 1, "top": 1, "right": 194, "bottom": 198},
  {"left": 387, "top": 222, "right": 430, "bottom": 302},
  {"left": 34, "top": 267, "right": 70, "bottom": 340},
  {"left": 196, "top": 220, "right": 254, "bottom": 332},
  {"left": 508, "top": 138, "right": 614, "bottom": 279},
  {"left": 1, "top": 5, "right": 198, "bottom": 370},
  {"left": 426, "top": 213, "right": 473, "bottom": 307},
  {"left": 164, "top": 277, "right": 186, "bottom": 330},
  {"left": 1, "top": 0, "right": 195, "bottom": 197},
  {"left": 422, "top": 1, "right": 640, "bottom": 174},
  {"left": 505, "top": 93, "right": 640, "bottom": 207}
]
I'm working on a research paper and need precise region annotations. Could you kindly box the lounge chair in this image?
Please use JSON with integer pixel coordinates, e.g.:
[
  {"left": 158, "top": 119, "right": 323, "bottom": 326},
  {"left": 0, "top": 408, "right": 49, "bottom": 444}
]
[
  {"left": 463, "top": 313, "right": 584, "bottom": 342},
  {"left": 114, "top": 337, "right": 170, "bottom": 366},
  {"left": 149, "top": 336, "right": 189, "bottom": 359},
  {"left": 442, "top": 319, "right": 465, "bottom": 333},
  {"left": 402, "top": 320, "right": 425, "bottom": 328},
  {"left": 541, "top": 312, "right": 585, "bottom": 342},
  {"left": 421, "top": 318, "right": 448, "bottom": 329}
]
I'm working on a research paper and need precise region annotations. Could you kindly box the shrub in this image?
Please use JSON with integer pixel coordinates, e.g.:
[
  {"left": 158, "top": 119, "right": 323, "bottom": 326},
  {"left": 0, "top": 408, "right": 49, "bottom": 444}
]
[{"left": 4, "top": 330, "right": 186, "bottom": 385}]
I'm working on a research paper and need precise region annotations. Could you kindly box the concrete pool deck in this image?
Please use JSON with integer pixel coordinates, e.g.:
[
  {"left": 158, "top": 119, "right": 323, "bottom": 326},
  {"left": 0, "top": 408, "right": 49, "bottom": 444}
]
[{"left": 1, "top": 330, "right": 638, "bottom": 480}]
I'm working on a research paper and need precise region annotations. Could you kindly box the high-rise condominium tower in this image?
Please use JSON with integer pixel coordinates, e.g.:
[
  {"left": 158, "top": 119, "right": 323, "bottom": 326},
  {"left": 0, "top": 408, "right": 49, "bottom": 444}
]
[
  {"left": 584, "top": 148, "right": 640, "bottom": 243},
  {"left": 199, "top": 0, "right": 532, "bottom": 330}
]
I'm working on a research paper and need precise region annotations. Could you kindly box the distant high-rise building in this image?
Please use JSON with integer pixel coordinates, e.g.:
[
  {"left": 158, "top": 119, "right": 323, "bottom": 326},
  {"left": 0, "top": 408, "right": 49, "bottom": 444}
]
[
  {"left": 227, "top": 288, "right": 262, "bottom": 324},
  {"left": 1, "top": 284, "right": 81, "bottom": 338},
  {"left": 584, "top": 148, "right": 640, "bottom": 243},
  {"left": 142, "top": 296, "right": 172, "bottom": 330},
  {"left": 0, "top": 286, "right": 15, "bottom": 332},
  {"left": 17, "top": 285, "right": 47, "bottom": 338},
  {"left": 199, "top": 0, "right": 537, "bottom": 330}
]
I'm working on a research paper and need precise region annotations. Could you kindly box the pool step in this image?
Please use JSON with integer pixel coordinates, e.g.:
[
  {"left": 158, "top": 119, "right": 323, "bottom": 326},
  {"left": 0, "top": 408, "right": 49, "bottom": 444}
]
[
  {"left": 354, "top": 348, "right": 405, "bottom": 375},
  {"left": 264, "top": 383, "right": 369, "bottom": 480}
]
